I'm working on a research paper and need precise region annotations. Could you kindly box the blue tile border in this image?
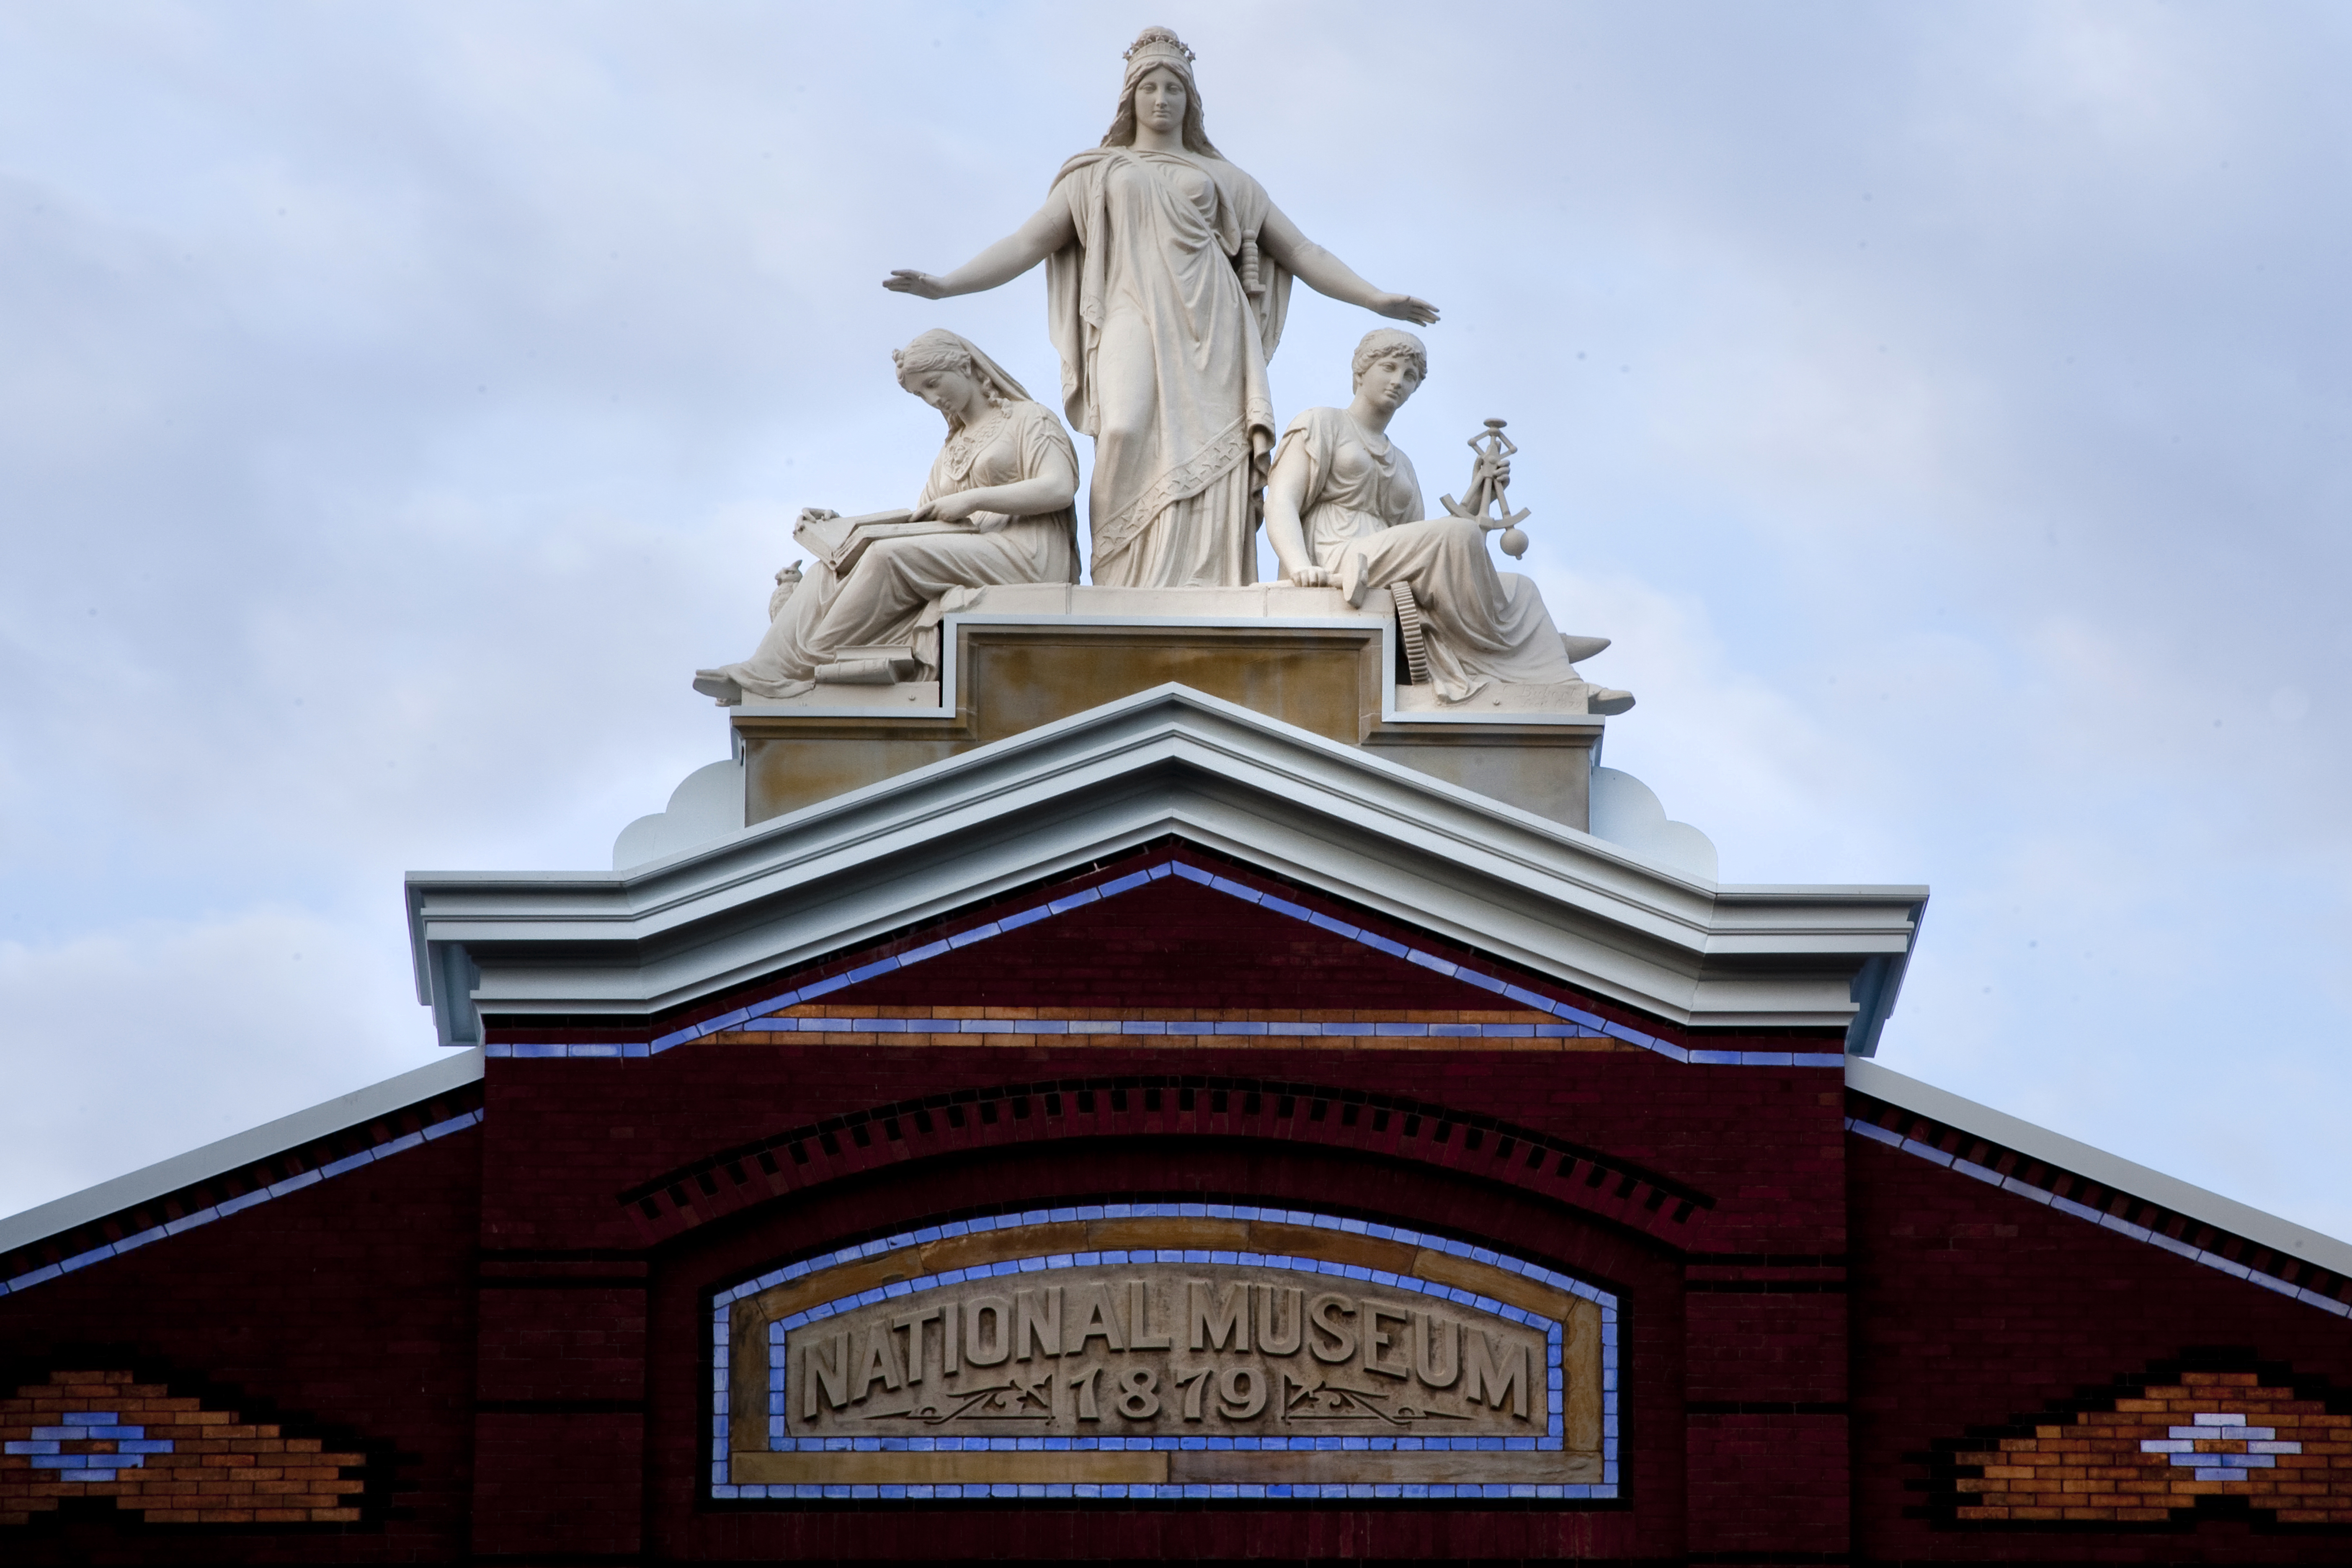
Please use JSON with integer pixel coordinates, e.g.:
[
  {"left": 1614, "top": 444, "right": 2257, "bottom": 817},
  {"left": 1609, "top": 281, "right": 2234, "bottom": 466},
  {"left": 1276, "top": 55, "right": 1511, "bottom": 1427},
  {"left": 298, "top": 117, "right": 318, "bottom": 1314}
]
[
  {"left": 0, "top": 1110, "right": 484, "bottom": 1300},
  {"left": 504, "top": 856, "right": 1840, "bottom": 1068},
  {"left": 5, "top": 1410, "right": 177, "bottom": 1482},
  {"left": 708, "top": 1203, "right": 1620, "bottom": 1504},
  {"left": 1845, "top": 1117, "right": 2351, "bottom": 1319},
  {"left": 722, "top": 1018, "right": 1622, "bottom": 1041},
  {"left": 707, "top": 1479, "right": 1611, "bottom": 1501}
]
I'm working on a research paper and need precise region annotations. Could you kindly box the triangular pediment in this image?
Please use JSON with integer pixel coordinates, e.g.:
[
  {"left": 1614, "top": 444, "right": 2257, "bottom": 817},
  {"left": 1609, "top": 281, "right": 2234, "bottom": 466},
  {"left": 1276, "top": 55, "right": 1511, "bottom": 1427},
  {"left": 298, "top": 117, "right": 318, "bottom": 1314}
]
[
  {"left": 408, "top": 686, "right": 1922, "bottom": 1051},
  {"left": 761, "top": 854, "right": 1539, "bottom": 1016}
]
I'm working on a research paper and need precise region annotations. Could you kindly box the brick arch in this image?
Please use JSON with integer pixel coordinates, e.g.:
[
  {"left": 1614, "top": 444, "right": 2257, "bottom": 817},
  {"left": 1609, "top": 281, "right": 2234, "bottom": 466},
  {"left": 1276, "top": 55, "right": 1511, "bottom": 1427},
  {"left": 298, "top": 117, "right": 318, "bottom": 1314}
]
[{"left": 617, "top": 1073, "right": 1715, "bottom": 1252}]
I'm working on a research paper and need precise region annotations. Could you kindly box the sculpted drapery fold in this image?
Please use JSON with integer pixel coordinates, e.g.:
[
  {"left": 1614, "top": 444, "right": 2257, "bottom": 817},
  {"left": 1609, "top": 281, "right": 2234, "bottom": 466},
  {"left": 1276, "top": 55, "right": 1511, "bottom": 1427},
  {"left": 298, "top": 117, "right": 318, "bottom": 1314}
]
[
  {"left": 1271, "top": 405, "right": 1422, "bottom": 565},
  {"left": 882, "top": 25, "right": 1434, "bottom": 591},
  {"left": 695, "top": 333, "right": 1079, "bottom": 703},
  {"left": 1046, "top": 148, "right": 1292, "bottom": 588}
]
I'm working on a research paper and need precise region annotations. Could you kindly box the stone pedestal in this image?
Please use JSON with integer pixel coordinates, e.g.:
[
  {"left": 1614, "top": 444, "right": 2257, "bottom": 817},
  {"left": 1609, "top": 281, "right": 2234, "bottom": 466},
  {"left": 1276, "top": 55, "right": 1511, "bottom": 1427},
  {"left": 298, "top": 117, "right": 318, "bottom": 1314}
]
[{"left": 734, "top": 585, "right": 1605, "bottom": 831}]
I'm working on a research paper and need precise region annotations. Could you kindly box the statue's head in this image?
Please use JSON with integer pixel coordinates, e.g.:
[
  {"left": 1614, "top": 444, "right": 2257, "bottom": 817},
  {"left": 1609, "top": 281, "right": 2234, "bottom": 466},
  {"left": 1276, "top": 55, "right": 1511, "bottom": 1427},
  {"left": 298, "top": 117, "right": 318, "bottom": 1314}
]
[
  {"left": 893, "top": 329, "right": 1031, "bottom": 428},
  {"left": 1101, "top": 26, "right": 1220, "bottom": 158},
  {"left": 893, "top": 329, "right": 985, "bottom": 426},
  {"left": 1351, "top": 328, "right": 1429, "bottom": 396}
]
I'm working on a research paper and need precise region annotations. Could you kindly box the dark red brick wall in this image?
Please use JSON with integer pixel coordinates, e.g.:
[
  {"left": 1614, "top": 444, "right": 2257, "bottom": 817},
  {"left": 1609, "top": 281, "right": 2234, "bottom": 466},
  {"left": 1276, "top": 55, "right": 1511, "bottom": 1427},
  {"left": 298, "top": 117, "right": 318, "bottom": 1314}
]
[
  {"left": 0, "top": 1126, "right": 480, "bottom": 1562},
  {"left": 462, "top": 1032, "right": 1848, "bottom": 1562},
  {"left": 1849, "top": 1132, "right": 2352, "bottom": 1563},
  {"left": 8, "top": 867, "right": 2347, "bottom": 1563},
  {"left": 480, "top": 1039, "right": 1848, "bottom": 1257}
]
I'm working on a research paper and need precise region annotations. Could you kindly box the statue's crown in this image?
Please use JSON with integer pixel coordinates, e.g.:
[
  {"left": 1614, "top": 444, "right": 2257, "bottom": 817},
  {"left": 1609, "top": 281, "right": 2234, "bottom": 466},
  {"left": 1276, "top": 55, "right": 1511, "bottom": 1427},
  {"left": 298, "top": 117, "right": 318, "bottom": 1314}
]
[{"left": 1123, "top": 26, "right": 1196, "bottom": 77}]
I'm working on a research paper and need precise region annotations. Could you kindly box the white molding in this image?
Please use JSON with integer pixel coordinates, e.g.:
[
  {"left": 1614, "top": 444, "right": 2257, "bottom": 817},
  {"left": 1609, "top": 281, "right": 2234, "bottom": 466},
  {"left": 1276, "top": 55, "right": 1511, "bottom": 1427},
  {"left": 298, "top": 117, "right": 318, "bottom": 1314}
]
[
  {"left": 1847, "top": 1057, "right": 2352, "bottom": 1279},
  {"left": 729, "top": 602, "right": 1608, "bottom": 729},
  {"left": 0, "top": 1051, "right": 485, "bottom": 1255},
  {"left": 407, "top": 686, "right": 1924, "bottom": 1046}
]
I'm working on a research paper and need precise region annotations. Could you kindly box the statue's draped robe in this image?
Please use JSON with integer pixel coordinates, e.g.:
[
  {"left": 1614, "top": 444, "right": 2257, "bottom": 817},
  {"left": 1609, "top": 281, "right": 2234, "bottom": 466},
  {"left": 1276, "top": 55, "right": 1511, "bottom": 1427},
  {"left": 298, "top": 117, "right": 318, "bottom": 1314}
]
[
  {"left": 712, "top": 400, "right": 1078, "bottom": 697},
  {"left": 1047, "top": 148, "right": 1292, "bottom": 588},
  {"left": 1275, "top": 405, "right": 1578, "bottom": 704}
]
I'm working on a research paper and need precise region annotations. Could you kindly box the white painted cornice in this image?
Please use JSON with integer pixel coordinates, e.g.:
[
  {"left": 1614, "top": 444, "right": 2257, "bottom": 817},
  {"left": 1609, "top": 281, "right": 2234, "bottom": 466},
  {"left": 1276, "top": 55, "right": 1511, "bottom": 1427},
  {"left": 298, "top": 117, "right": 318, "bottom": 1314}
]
[{"left": 406, "top": 686, "right": 1925, "bottom": 1047}]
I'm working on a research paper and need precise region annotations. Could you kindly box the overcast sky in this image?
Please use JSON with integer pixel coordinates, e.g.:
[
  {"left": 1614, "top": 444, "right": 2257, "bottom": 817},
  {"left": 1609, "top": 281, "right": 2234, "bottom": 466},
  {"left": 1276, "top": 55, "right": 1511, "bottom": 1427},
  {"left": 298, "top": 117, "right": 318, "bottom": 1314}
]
[{"left": 3, "top": 3, "right": 2346, "bottom": 1241}]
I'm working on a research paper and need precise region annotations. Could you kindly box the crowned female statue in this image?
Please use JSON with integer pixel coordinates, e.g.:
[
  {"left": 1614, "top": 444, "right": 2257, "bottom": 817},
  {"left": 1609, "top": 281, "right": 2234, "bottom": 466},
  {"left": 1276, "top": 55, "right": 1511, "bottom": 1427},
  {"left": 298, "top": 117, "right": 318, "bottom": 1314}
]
[
  {"left": 1265, "top": 330, "right": 1612, "bottom": 707},
  {"left": 693, "top": 330, "right": 1079, "bottom": 703},
  {"left": 884, "top": 26, "right": 1437, "bottom": 589}
]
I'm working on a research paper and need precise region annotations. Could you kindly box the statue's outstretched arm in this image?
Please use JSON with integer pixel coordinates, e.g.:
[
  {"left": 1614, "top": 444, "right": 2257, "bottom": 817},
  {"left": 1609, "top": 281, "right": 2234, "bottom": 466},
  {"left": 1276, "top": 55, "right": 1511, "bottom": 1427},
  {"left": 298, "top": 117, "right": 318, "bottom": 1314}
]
[
  {"left": 884, "top": 185, "right": 1080, "bottom": 300},
  {"left": 1256, "top": 204, "right": 1438, "bottom": 326}
]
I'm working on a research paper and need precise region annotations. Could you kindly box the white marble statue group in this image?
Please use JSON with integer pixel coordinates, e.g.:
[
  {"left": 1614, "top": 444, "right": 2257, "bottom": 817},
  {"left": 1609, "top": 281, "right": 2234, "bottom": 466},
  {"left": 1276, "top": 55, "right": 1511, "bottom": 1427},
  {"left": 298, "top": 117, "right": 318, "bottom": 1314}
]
[{"left": 695, "top": 26, "right": 1625, "bottom": 713}]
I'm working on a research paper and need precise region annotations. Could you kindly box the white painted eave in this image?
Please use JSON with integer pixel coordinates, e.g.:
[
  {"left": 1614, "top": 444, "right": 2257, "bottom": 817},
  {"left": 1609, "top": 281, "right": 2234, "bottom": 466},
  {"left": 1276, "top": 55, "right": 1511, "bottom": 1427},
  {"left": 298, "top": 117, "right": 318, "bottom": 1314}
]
[{"left": 406, "top": 686, "right": 1924, "bottom": 1041}]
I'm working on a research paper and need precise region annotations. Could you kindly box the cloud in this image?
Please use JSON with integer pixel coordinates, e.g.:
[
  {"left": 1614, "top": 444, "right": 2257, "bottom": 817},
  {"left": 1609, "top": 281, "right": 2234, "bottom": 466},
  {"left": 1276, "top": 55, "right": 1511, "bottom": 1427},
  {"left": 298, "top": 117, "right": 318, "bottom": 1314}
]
[{"left": 0, "top": 908, "right": 440, "bottom": 1218}]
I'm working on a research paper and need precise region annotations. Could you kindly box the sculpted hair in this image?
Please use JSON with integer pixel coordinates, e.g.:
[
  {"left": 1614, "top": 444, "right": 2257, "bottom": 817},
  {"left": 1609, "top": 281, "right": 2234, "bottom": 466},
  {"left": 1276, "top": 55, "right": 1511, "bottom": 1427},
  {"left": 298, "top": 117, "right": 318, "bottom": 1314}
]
[
  {"left": 1101, "top": 26, "right": 1222, "bottom": 158},
  {"left": 891, "top": 329, "right": 1038, "bottom": 428},
  {"left": 1351, "top": 328, "right": 1429, "bottom": 387},
  {"left": 892, "top": 328, "right": 975, "bottom": 381}
]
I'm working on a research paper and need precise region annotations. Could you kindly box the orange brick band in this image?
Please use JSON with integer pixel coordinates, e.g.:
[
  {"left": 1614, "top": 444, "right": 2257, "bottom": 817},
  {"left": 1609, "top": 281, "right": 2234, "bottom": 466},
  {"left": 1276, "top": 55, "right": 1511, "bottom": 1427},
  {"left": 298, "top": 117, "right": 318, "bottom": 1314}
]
[
  {"left": 1, "top": 1370, "right": 365, "bottom": 1529},
  {"left": 1940, "top": 1369, "right": 2352, "bottom": 1526}
]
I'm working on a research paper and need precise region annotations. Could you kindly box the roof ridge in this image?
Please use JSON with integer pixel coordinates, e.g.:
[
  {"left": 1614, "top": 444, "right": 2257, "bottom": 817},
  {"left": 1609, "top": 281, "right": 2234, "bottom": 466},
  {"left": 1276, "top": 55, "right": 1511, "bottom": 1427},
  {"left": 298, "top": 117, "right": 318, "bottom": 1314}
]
[
  {"left": 0, "top": 1051, "right": 486, "bottom": 1282},
  {"left": 1847, "top": 1057, "right": 2352, "bottom": 1311}
]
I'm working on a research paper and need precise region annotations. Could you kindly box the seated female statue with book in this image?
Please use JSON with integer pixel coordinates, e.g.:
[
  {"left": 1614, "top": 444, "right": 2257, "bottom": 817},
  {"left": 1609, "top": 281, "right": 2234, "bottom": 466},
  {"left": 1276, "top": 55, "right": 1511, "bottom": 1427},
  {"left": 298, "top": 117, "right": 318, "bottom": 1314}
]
[{"left": 694, "top": 330, "right": 1080, "bottom": 702}]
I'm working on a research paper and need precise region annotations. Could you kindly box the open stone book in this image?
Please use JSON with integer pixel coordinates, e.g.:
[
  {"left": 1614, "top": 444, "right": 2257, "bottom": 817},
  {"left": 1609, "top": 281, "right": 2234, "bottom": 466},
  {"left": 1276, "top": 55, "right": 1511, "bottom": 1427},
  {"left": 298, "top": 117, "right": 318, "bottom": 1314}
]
[{"left": 792, "top": 507, "right": 983, "bottom": 580}]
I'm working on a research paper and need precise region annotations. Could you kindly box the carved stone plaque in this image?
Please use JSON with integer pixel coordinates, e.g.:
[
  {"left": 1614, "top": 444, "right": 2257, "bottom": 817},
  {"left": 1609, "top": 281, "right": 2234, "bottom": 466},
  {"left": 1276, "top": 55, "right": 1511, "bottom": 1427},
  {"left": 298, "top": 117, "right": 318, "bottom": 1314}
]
[
  {"left": 790, "top": 1263, "right": 1547, "bottom": 1438},
  {"left": 712, "top": 1204, "right": 1617, "bottom": 1501}
]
